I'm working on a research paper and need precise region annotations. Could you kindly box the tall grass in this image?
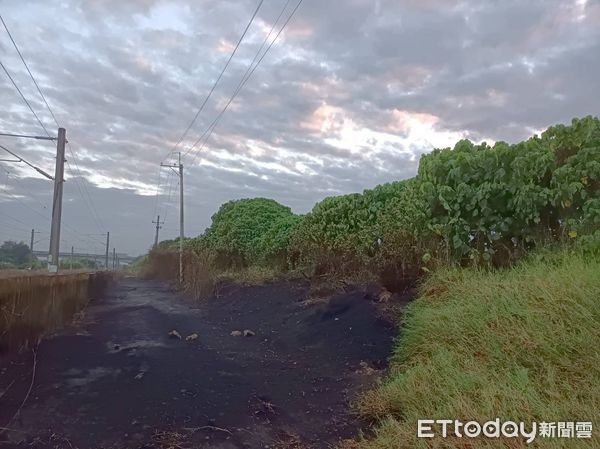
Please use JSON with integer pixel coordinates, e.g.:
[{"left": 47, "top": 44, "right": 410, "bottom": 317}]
[
  {"left": 0, "top": 272, "right": 110, "bottom": 351},
  {"left": 142, "top": 248, "right": 300, "bottom": 298},
  {"left": 349, "top": 252, "right": 600, "bottom": 448}
]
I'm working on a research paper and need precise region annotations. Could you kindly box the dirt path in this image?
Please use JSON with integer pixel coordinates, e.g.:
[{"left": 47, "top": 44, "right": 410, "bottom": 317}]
[{"left": 0, "top": 278, "right": 399, "bottom": 449}]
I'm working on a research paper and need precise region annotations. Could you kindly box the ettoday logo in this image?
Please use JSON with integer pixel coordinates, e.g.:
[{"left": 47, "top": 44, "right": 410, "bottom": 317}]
[{"left": 417, "top": 419, "right": 593, "bottom": 444}]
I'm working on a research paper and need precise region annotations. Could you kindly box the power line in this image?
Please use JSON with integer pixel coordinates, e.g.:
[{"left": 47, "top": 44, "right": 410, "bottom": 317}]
[
  {"left": 186, "top": 0, "right": 304, "bottom": 164},
  {"left": 0, "top": 216, "right": 31, "bottom": 233},
  {"left": 0, "top": 132, "right": 55, "bottom": 140},
  {"left": 0, "top": 144, "right": 54, "bottom": 180},
  {"left": 0, "top": 223, "right": 29, "bottom": 235},
  {"left": 1, "top": 167, "right": 105, "bottom": 249},
  {"left": 166, "top": 0, "right": 265, "bottom": 158},
  {"left": 0, "top": 15, "right": 59, "bottom": 126},
  {"left": 184, "top": 0, "right": 289, "bottom": 160},
  {"left": 64, "top": 156, "right": 106, "bottom": 232},
  {"left": 0, "top": 16, "right": 106, "bottom": 234},
  {"left": 0, "top": 183, "right": 49, "bottom": 221},
  {"left": 0, "top": 58, "right": 52, "bottom": 138},
  {"left": 0, "top": 162, "right": 51, "bottom": 215}
]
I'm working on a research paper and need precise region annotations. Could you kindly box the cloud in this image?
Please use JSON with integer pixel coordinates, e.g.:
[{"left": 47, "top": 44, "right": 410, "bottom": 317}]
[{"left": 0, "top": 0, "right": 598, "bottom": 254}]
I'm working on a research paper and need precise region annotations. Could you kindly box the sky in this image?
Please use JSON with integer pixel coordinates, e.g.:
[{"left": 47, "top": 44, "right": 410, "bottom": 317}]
[{"left": 0, "top": 0, "right": 598, "bottom": 256}]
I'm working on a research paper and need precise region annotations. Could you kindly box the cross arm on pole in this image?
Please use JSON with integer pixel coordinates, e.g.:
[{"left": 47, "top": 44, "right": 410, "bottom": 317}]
[
  {"left": 0, "top": 144, "right": 55, "bottom": 180},
  {"left": 0, "top": 132, "right": 58, "bottom": 140}
]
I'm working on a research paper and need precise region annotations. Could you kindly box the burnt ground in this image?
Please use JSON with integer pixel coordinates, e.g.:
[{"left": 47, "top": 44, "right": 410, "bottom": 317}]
[{"left": 0, "top": 278, "right": 408, "bottom": 449}]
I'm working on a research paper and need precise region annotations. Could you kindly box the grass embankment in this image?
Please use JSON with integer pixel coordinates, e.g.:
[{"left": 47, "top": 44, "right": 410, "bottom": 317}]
[{"left": 350, "top": 252, "right": 600, "bottom": 448}]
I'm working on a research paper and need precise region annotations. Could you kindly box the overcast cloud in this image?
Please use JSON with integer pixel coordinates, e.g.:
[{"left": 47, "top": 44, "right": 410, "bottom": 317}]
[{"left": 0, "top": 0, "right": 598, "bottom": 255}]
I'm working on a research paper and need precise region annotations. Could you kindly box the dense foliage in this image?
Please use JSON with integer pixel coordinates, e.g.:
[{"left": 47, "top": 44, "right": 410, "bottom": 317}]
[
  {"left": 414, "top": 115, "right": 600, "bottom": 265},
  {"left": 0, "top": 240, "right": 34, "bottom": 268},
  {"left": 291, "top": 115, "right": 600, "bottom": 281},
  {"left": 58, "top": 257, "right": 99, "bottom": 270},
  {"left": 191, "top": 198, "right": 302, "bottom": 269},
  {"left": 290, "top": 181, "right": 409, "bottom": 275},
  {"left": 152, "top": 116, "right": 600, "bottom": 287}
]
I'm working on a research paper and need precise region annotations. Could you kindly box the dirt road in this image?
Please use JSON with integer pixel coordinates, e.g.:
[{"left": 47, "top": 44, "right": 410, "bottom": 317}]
[{"left": 0, "top": 278, "right": 398, "bottom": 449}]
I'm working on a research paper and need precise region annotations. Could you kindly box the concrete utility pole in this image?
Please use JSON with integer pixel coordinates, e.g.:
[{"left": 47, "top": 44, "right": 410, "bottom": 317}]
[
  {"left": 179, "top": 153, "right": 184, "bottom": 284},
  {"left": 105, "top": 232, "right": 110, "bottom": 270},
  {"left": 71, "top": 246, "right": 74, "bottom": 271},
  {"left": 48, "top": 127, "right": 66, "bottom": 273},
  {"left": 29, "top": 228, "right": 35, "bottom": 268},
  {"left": 152, "top": 215, "right": 164, "bottom": 248},
  {"left": 160, "top": 152, "right": 184, "bottom": 284},
  {"left": 112, "top": 247, "right": 116, "bottom": 270}
]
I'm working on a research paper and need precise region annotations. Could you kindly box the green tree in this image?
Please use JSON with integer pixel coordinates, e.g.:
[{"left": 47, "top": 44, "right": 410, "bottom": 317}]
[
  {"left": 0, "top": 240, "right": 33, "bottom": 267},
  {"left": 196, "top": 198, "right": 300, "bottom": 269}
]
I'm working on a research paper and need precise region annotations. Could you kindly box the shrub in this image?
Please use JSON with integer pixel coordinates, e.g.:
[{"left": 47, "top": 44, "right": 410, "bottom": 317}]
[{"left": 195, "top": 198, "right": 301, "bottom": 270}]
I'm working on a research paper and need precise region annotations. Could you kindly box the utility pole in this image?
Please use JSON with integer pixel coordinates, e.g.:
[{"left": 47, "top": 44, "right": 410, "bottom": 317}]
[
  {"left": 48, "top": 128, "right": 66, "bottom": 273},
  {"left": 179, "top": 152, "right": 184, "bottom": 284},
  {"left": 152, "top": 215, "right": 164, "bottom": 248},
  {"left": 30, "top": 228, "right": 35, "bottom": 269},
  {"left": 112, "top": 247, "right": 116, "bottom": 270},
  {"left": 105, "top": 232, "right": 110, "bottom": 270},
  {"left": 71, "top": 246, "right": 74, "bottom": 271},
  {"left": 160, "top": 152, "right": 184, "bottom": 284}
]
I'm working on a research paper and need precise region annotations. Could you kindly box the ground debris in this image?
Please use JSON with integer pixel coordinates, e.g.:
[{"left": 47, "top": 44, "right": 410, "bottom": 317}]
[
  {"left": 243, "top": 329, "right": 255, "bottom": 337},
  {"left": 273, "top": 431, "right": 307, "bottom": 449},
  {"left": 377, "top": 288, "right": 392, "bottom": 303},
  {"left": 151, "top": 429, "right": 190, "bottom": 449},
  {"left": 230, "top": 330, "right": 242, "bottom": 337},
  {"left": 168, "top": 330, "right": 182, "bottom": 340},
  {"left": 356, "top": 361, "right": 376, "bottom": 376},
  {"left": 185, "top": 333, "right": 198, "bottom": 342},
  {"left": 249, "top": 394, "right": 277, "bottom": 417}
]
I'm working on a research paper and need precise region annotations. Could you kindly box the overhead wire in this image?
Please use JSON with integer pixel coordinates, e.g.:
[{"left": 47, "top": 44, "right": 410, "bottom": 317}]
[
  {"left": 0, "top": 166, "right": 106, "bottom": 249},
  {"left": 0, "top": 15, "right": 106, "bottom": 234},
  {"left": 165, "top": 0, "right": 265, "bottom": 159},
  {"left": 155, "top": 0, "right": 268, "bottom": 232},
  {"left": 0, "top": 59, "right": 52, "bottom": 138},
  {"left": 0, "top": 159, "right": 51, "bottom": 213},
  {"left": 0, "top": 217, "right": 31, "bottom": 234},
  {"left": 0, "top": 15, "right": 59, "bottom": 126},
  {"left": 185, "top": 0, "right": 304, "bottom": 164},
  {"left": 155, "top": 0, "right": 303, "bottom": 239}
]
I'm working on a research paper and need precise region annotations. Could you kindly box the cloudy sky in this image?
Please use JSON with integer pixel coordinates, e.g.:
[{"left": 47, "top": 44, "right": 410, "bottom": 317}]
[{"left": 0, "top": 0, "right": 598, "bottom": 256}]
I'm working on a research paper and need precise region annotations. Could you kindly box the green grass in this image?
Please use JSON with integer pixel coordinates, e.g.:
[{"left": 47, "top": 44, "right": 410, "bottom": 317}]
[{"left": 349, "top": 251, "right": 600, "bottom": 448}]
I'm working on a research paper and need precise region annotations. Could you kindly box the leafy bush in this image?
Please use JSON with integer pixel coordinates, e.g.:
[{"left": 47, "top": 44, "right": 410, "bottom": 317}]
[
  {"left": 59, "top": 257, "right": 99, "bottom": 270},
  {"left": 194, "top": 198, "right": 301, "bottom": 269},
  {"left": 415, "top": 116, "right": 600, "bottom": 266},
  {"left": 148, "top": 116, "right": 600, "bottom": 290},
  {"left": 0, "top": 241, "right": 34, "bottom": 268},
  {"left": 291, "top": 181, "right": 408, "bottom": 276}
]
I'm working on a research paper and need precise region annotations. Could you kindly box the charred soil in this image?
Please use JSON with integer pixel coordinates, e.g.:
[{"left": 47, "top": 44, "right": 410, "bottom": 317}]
[{"left": 0, "top": 278, "right": 407, "bottom": 449}]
